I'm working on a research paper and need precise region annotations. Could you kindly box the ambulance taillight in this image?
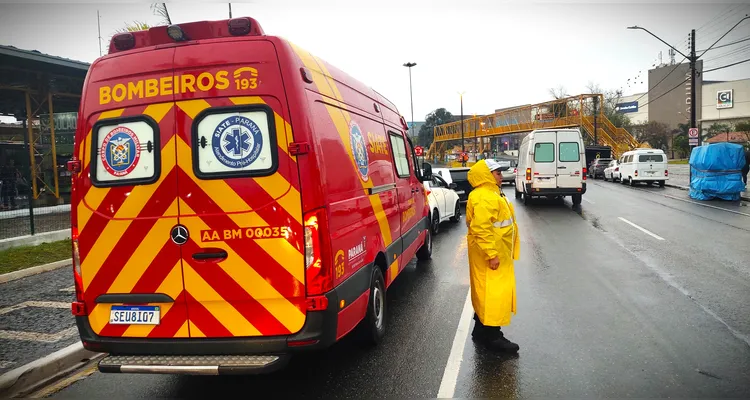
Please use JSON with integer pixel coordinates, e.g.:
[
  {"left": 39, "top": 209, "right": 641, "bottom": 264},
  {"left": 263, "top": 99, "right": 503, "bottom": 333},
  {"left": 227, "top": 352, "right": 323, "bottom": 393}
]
[
  {"left": 70, "top": 227, "right": 87, "bottom": 316},
  {"left": 304, "top": 208, "right": 332, "bottom": 296},
  {"left": 112, "top": 32, "right": 136, "bottom": 51},
  {"left": 228, "top": 18, "right": 252, "bottom": 35}
]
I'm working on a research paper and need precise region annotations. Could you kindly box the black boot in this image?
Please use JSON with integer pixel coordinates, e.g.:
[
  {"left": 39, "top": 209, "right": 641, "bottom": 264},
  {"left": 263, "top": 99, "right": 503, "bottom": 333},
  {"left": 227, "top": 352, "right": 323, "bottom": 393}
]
[
  {"left": 471, "top": 314, "right": 491, "bottom": 341},
  {"left": 486, "top": 330, "right": 520, "bottom": 353}
]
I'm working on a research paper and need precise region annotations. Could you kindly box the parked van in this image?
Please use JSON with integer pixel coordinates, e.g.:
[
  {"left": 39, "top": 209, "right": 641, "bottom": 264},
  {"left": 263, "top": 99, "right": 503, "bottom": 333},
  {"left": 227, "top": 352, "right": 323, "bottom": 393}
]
[
  {"left": 515, "top": 129, "right": 586, "bottom": 205},
  {"left": 67, "top": 16, "right": 432, "bottom": 375},
  {"left": 618, "top": 149, "right": 668, "bottom": 187}
]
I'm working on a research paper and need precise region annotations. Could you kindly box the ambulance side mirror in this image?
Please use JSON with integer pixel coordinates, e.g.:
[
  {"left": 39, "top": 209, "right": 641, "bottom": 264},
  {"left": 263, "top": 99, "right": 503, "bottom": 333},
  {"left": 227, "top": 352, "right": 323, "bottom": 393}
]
[{"left": 421, "top": 163, "right": 433, "bottom": 181}]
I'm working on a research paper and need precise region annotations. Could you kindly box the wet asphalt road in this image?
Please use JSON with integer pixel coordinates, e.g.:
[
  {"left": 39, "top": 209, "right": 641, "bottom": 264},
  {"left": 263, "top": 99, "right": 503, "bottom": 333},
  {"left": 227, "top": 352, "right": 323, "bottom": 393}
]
[{"left": 45, "top": 181, "right": 750, "bottom": 398}]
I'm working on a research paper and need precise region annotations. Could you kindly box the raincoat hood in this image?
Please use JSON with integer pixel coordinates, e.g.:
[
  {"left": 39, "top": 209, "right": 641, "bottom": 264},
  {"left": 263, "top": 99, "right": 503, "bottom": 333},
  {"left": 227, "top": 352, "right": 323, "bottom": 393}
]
[{"left": 468, "top": 160, "right": 498, "bottom": 189}]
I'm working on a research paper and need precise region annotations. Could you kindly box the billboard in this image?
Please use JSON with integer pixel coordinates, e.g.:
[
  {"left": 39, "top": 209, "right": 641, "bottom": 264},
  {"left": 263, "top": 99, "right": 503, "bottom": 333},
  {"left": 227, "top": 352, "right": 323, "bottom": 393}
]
[
  {"left": 615, "top": 101, "right": 639, "bottom": 113},
  {"left": 717, "top": 89, "right": 733, "bottom": 109}
]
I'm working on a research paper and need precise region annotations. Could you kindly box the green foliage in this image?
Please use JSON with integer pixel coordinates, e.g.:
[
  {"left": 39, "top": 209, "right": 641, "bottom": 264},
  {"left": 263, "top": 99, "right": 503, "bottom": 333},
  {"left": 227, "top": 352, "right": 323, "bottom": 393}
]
[
  {"left": 734, "top": 120, "right": 750, "bottom": 132},
  {"left": 418, "top": 108, "right": 454, "bottom": 149},
  {"left": 705, "top": 122, "right": 733, "bottom": 139},
  {"left": 0, "top": 240, "right": 71, "bottom": 274},
  {"left": 633, "top": 121, "right": 671, "bottom": 151}
]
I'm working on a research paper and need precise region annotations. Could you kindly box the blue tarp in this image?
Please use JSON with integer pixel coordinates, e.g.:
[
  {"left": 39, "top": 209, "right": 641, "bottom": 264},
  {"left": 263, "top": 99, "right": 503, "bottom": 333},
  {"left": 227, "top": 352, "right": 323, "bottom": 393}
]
[{"left": 689, "top": 142, "right": 746, "bottom": 201}]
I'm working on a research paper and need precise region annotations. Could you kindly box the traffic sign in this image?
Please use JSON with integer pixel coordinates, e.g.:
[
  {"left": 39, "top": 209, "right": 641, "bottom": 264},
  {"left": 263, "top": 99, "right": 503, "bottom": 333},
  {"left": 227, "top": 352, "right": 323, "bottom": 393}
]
[
  {"left": 414, "top": 146, "right": 424, "bottom": 156},
  {"left": 688, "top": 128, "right": 699, "bottom": 138},
  {"left": 689, "top": 138, "right": 699, "bottom": 146}
]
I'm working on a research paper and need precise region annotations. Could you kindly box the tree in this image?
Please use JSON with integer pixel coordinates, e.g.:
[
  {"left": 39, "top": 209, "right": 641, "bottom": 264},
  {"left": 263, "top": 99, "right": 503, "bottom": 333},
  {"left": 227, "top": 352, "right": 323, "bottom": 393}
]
[
  {"left": 418, "top": 108, "right": 454, "bottom": 149},
  {"left": 673, "top": 134, "right": 689, "bottom": 158},
  {"left": 705, "top": 122, "right": 733, "bottom": 140},
  {"left": 633, "top": 121, "right": 671, "bottom": 151},
  {"left": 734, "top": 120, "right": 750, "bottom": 132},
  {"left": 585, "top": 82, "right": 632, "bottom": 130},
  {"left": 115, "top": 3, "right": 171, "bottom": 34}
]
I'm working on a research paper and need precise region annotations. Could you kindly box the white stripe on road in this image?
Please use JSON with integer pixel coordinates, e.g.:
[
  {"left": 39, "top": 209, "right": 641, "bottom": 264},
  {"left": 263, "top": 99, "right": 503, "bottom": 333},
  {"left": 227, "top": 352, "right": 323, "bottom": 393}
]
[
  {"left": 0, "top": 326, "right": 77, "bottom": 343},
  {"left": 59, "top": 286, "right": 76, "bottom": 293},
  {"left": 662, "top": 194, "right": 750, "bottom": 217},
  {"left": 438, "top": 291, "right": 473, "bottom": 398},
  {"left": 582, "top": 197, "right": 595, "bottom": 204},
  {"left": 618, "top": 217, "right": 665, "bottom": 241},
  {"left": 0, "top": 301, "right": 69, "bottom": 316}
]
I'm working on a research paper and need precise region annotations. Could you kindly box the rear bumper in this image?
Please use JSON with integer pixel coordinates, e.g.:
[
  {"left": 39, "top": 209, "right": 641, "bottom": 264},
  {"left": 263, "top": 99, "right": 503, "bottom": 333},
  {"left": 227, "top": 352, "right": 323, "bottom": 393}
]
[
  {"left": 633, "top": 176, "right": 668, "bottom": 181},
  {"left": 525, "top": 183, "right": 586, "bottom": 196},
  {"left": 76, "top": 264, "right": 374, "bottom": 374}
]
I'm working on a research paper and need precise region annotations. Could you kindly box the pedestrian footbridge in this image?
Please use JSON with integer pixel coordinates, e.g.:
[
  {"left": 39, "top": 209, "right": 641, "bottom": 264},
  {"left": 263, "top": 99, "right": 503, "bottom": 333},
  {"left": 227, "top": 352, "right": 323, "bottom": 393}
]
[{"left": 429, "top": 94, "right": 643, "bottom": 160}]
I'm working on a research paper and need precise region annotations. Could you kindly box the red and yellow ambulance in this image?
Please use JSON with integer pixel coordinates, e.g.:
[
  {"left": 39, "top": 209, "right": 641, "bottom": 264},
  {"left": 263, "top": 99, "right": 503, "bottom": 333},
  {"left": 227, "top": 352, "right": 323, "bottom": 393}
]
[{"left": 68, "top": 16, "right": 435, "bottom": 374}]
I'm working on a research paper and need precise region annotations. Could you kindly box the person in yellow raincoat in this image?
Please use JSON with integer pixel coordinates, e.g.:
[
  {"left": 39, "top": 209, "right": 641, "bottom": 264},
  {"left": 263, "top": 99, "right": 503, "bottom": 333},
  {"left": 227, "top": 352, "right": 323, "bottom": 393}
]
[{"left": 466, "top": 159, "right": 521, "bottom": 352}]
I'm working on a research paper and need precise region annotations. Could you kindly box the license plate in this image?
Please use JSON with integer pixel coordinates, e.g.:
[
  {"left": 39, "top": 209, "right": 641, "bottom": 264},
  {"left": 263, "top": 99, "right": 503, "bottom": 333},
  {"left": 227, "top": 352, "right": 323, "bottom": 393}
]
[
  {"left": 456, "top": 190, "right": 465, "bottom": 194},
  {"left": 646, "top": 171, "right": 655, "bottom": 175},
  {"left": 109, "top": 306, "right": 160, "bottom": 325}
]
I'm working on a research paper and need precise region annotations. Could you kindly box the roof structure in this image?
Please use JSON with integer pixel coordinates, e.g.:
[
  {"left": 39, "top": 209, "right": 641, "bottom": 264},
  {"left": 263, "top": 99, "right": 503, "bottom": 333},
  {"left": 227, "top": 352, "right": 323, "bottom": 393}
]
[{"left": 0, "top": 44, "right": 90, "bottom": 118}]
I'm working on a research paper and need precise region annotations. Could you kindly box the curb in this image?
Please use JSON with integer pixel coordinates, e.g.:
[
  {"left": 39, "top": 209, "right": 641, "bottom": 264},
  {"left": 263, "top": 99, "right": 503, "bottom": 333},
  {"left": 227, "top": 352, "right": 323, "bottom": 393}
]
[
  {"left": 0, "top": 229, "right": 71, "bottom": 252},
  {"left": 665, "top": 183, "right": 750, "bottom": 202},
  {"left": 0, "top": 342, "right": 102, "bottom": 398},
  {"left": 0, "top": 259, "right": 72, "bottom": 284}
]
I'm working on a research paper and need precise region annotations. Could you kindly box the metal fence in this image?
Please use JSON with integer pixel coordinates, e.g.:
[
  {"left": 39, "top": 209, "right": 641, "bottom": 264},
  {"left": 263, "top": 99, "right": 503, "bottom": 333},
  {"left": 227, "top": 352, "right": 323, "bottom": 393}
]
[{"left": 1, "top": 151, "right": 70, "bottom": 241}]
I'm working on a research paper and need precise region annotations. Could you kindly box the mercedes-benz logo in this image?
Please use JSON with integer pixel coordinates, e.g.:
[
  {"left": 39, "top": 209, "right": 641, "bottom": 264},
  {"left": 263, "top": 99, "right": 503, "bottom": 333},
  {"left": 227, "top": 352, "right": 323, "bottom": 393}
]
[{"left": 170, "top": 225, "right": 189, "bottom": 245}]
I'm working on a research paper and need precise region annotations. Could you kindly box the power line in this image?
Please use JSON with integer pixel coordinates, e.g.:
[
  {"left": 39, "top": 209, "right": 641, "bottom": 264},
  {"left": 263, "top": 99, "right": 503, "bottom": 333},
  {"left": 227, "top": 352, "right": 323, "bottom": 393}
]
[
  {"left": 696, "top": 3, "right": 737, "bottom": 32},
  {"left": 639, "top": 77, "right": 690, "bottom": 109},
  {"left": 697, "top": 36, "right": 750, "bottom": 52},
  {"left": 633, "top": 57, "right": 687, "bottom": 103},
  {"left": 704, "top": 57, "right": 750, "bottom": 73},
  {"left": 703, "top": 43, "right": 750, "bottom": 63}
]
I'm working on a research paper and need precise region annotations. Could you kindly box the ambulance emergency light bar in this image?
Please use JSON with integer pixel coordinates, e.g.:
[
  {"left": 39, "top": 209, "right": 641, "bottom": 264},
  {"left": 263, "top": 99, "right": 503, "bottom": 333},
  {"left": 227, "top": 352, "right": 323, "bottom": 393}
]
[{"left": 110, "top": 17, "right": 262, "bottom": 53}]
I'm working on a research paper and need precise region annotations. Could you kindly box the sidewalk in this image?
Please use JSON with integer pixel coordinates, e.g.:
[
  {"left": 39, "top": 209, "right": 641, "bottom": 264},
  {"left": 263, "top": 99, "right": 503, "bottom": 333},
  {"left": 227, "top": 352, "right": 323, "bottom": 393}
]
[
  {"left": 0, "top": 266, "right": 78, "bottom": 376},
  {"left": 667, "top": 164, "right": 750, "bottom": 201}
]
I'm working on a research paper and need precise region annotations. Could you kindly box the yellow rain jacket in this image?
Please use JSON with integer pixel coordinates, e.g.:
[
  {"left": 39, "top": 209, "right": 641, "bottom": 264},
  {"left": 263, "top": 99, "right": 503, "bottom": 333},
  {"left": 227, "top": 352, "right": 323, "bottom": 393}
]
[{"left": 466, "top": 160, "right": 521, "bottom": 327}]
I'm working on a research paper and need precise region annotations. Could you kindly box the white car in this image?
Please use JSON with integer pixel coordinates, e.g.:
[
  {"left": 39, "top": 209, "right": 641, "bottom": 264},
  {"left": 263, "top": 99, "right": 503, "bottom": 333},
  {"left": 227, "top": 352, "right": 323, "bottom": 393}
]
[
  {"left": 618, "top": 149, "right": 669, "bottom": 187},
  {"left": 603, "top": 159, "right": 621, "bottom": 182},
  {"left": 423, "top": 174, "right": 461, "bottom": 234}
]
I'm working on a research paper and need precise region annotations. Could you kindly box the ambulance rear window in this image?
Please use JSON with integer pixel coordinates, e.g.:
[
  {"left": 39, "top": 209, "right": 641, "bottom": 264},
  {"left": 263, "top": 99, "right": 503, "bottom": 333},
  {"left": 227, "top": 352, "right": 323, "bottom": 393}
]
[
  {"left": 91, "top": 116, "right": 160, "bottom": 187},
  {"left": 192, "top": 105, "right": 278, "bottom": 179}
]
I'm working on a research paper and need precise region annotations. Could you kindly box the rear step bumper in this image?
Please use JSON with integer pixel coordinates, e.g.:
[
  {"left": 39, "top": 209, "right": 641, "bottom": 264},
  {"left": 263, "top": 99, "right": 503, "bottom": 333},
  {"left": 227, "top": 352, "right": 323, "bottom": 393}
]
[
  {"left": 525, "top": 183, "right": 587, "bottom": 196},
  {"left": 98, "top": 354, "right": 289, "bottom": 375}
]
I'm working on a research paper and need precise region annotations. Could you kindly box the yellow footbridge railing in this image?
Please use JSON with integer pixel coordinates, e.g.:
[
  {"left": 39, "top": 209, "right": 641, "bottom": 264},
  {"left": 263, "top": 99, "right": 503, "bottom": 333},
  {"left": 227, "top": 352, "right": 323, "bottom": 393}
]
[{"left": 429, "top": 94, "right": 643, "bottom": 160}]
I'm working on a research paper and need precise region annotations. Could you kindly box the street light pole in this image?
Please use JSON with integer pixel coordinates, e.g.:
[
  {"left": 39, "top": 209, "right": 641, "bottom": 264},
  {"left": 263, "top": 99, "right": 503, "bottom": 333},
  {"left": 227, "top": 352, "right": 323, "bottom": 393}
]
[
  {"left": 403, "top": 62, "right": 417, "bottom": 143},
  {"left": 459, "top": 92, "right": 465, "bottom": 166}
]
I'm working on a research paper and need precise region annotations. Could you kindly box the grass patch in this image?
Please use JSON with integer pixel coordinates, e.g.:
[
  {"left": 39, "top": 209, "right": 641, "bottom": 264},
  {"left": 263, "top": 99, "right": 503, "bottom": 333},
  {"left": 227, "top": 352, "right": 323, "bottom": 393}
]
[
  {"left": 669, "top": 159, "right": 689, "bottom": 164},
  {"left": 0, "top": 239, "right": 71, "bottom": 275}
]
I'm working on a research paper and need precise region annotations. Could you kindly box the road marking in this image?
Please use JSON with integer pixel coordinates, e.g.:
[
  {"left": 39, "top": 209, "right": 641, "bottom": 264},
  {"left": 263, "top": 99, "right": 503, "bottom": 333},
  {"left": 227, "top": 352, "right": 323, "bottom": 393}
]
[
  {"left": 28, "top": 362, "right": 98, "bottom": 398},
  {"left": 582, "top": 197, "right": 595, "bottom": 204},
  {"left": 60, "top": 286, "right": 76, "bottom": 293},
  {"left": 0, "top": 326, "right": 78, "bottom": 343},
  {"left": 618, "top": 217, "right": 665, "bottom": 241},
  {"left": 0, "top": 301, "right": 69, "bottom": 316},
  {"left": 0, "top": 360, "right": 15, "bottom": 369},
  {"left": 662, "top": 194, "right": 750, "bottom": 217},
  {"left": 438, "top": 290, "right": 473, "bottom": 398}
]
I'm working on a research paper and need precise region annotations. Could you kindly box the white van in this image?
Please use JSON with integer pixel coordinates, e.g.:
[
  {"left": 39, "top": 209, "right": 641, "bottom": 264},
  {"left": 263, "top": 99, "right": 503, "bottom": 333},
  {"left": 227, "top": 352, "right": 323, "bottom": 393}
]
[
  {"left": 515, "top": 129, "right": 586, "bottom": 205},
  {"left": 618, "top": 149, "right": 668, "bottom": 187}
]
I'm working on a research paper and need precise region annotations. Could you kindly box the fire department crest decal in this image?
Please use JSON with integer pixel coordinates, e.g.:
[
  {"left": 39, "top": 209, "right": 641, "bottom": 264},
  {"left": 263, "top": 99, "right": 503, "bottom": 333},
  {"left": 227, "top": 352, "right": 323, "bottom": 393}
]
[
  {"left": 212, "top": 115, "right": 263, "bottom": 169},
  {"left": 101, "top": 126, "right": 141, "bottom": 177},
  {"left": 349, "top": 120, "right": 369, "bottom": 181}
]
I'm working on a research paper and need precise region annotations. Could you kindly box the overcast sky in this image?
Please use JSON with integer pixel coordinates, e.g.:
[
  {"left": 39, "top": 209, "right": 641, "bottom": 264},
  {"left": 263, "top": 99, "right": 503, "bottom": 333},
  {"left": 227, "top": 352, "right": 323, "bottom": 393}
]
[{"left": 1, "top": 1, "right": 749, "bottom": 122}]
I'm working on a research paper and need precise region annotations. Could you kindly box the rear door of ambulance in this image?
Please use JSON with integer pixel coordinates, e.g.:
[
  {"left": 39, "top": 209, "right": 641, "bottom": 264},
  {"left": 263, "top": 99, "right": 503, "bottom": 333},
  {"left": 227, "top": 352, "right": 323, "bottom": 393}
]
[
  {"left": 172, "top": 38, "right": 306, "bottom": 339},
  {"left": 77, "top": 48, "right": 189, "bottom": 339}
]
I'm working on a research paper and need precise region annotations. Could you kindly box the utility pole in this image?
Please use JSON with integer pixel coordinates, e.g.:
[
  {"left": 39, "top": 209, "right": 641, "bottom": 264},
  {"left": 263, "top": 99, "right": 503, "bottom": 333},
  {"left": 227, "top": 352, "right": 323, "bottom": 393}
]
[
  {"left": 97, "top": 10, "right": 102, "bottom": 56},
  {"left": 229, "top": 3, "right": 233, "bottom": 18},
  {"left": 690, "top": 29, "right": 697, "bottom": 144},
  {"left": 403, "top": 62, "right": 417, "bottom": 143}
]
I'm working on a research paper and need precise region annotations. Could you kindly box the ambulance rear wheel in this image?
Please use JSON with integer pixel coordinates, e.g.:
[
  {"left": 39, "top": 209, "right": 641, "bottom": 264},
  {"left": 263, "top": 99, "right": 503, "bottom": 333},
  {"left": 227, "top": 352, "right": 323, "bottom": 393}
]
[
  {"left": 416, "top": 225, "right": 432, "bottom": 261},
  {"left": 358, "top": 266, "right": 386, "bottom": 346}
]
